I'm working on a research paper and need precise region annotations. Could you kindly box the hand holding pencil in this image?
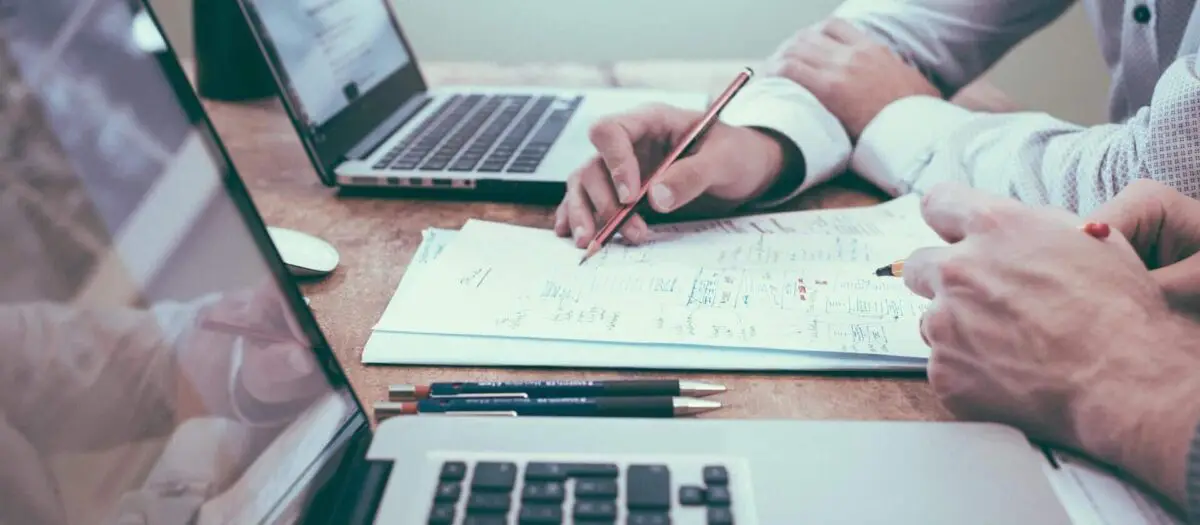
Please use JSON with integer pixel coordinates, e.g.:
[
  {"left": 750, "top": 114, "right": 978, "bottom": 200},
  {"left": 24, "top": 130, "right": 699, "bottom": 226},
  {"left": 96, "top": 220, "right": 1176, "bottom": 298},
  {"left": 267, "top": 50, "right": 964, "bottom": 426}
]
[
  {"left": 177, "top": 284, "right": 323, "bottom": 412},
  {"left": 874, "top": 221, "right": 1112, "bottom": 278},
  {"left": 555, "top": 68, "right": 798, "bottom": 254}
]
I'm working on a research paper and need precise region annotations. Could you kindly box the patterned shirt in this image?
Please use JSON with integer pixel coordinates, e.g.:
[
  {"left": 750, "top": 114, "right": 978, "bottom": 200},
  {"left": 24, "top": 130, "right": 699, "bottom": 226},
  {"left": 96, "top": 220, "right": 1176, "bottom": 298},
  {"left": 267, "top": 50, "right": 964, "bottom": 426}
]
[
  {"left": 720, "top": 0, "right": 1200, "bottom": 217},
  {"left": 719, "top": 0, "right": 1200, "bottom": 521}
]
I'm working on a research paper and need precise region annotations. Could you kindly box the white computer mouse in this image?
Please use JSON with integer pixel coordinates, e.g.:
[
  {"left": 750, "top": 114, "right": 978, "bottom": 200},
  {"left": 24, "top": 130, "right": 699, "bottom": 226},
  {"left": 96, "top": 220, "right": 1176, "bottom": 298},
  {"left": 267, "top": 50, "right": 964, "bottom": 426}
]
[{"left": 266, "top": 226, "right": 340, "bottom": 278}]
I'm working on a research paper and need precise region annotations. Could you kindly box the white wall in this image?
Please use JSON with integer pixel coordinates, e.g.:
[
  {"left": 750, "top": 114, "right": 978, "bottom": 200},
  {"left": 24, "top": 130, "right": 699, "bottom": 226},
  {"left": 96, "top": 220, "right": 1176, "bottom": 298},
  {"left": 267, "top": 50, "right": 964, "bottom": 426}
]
[{"left": 157, "top": 0, "right": 1111, "bottom": 124}]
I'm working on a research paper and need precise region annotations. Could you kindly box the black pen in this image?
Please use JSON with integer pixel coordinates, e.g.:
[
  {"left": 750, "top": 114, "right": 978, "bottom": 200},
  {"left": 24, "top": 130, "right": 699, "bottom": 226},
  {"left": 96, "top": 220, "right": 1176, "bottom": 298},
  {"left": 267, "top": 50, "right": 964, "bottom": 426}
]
[
  {"left": 373, "top": 396, "right": 721, "bottom": 419},
  {"left": 388, "top": 379, "right": 726, "bottom": 400}
]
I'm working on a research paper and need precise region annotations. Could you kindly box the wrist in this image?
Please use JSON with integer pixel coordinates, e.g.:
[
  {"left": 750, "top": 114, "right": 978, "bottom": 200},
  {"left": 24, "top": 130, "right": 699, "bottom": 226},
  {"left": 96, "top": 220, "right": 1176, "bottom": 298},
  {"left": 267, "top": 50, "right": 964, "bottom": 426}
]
[
  {"left": 743, "top": 126, "right": 805, "bottom": 205},
  {"left": 1072, "top": 316, "right": 1200, "bottom": 507}
]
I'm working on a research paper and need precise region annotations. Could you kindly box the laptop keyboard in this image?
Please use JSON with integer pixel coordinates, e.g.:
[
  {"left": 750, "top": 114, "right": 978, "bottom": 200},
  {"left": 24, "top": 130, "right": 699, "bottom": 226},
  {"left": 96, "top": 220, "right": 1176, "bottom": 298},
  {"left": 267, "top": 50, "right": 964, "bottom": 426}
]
[
  {"left": 427, "top": 460, "right": 735, "bottom": 524},
  {"left": 372, "top": 94, "right": 583, "bottom": 175}
]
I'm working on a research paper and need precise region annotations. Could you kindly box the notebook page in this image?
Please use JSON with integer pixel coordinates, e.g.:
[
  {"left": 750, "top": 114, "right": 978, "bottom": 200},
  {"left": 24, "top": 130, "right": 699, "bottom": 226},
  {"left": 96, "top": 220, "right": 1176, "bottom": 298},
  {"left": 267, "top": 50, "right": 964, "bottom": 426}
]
[
  {"left": 652, "top": 194, "right": 927, "bottom": 236},
  {"left": 375, "top": 221, "right": 934, "bottom": 359}
]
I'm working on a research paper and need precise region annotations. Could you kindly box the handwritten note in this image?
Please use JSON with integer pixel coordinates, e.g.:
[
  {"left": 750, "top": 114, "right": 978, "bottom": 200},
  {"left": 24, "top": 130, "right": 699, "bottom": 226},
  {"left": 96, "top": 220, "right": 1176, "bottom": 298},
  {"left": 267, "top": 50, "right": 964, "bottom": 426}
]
[
  {"left": 375, "top": 215, "right": 937, "bottom": 359},
  {"left": 652, "top": 194, "right": 927, "bottom": 236},
  {"left": 455, "top": 219, "right": 933, "bottom": 269}
]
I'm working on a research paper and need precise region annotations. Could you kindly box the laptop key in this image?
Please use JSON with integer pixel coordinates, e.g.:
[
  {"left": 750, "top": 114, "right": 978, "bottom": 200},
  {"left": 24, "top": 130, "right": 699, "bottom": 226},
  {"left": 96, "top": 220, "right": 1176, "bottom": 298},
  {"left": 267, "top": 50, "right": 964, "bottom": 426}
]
[
  {"left": 626, "top": 464, "right": 670, "bottom": 510},
  {"left": 566, "top": 463, "right": 619, "bottom": 478},
  {"left": 573, "top": 500, "right": 617, "bottom": 521},
  {"left": 463, "top": 516, "right": 506, "bottom": 525},
  {"left": 477, "top": 160, "right": 508, "bottom": 172},
  {"left": 440, "top": 461, "right": 467, "bottom": 481},
  {"left": 506, "top": 162, "right": 539, "bottom": 174},
  {"left": 679, "top": 485, "right": 705, "bottom": 506},
  {"left": 525, "top": 462, "right": 569, "bottom": 481},
  {"left": 466, "top": 492, "right": 511, "bottom": 513},
  {"left": 707, "top": 507, "right": 734, "bottom": 525},
  {"left": 522, "top": 481, "right": 565, "bottom": 502},
  {"left": 518, "top": 504, "right": 564, "bottom": 524},
  {"left": 427, "top": 503, "right": 455, "bottom": 524},
  {"left": 434, "top": 481, "right": 461, "bottom": 502},
  {"left": 702, "top": 466, "right": 728, "bottom": 485},
  {"left": 575, "top": 478, "right": 618, "bottom": 499},
  {"left": 471, "top": 462, "right": 518, "bottom": 492},
  {"left": 706, "top": 485, "right": 731, "bottom": 506},
  {"left": 628, "top": 512, "right": 670, "bottom": 525}
]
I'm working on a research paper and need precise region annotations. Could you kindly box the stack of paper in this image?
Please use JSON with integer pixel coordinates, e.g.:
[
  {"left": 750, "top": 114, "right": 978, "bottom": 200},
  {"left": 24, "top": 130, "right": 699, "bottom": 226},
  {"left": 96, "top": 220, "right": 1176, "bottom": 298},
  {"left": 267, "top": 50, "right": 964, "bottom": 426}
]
[{"left": 364, "top": 195, "right": 947, "bottom": 371}]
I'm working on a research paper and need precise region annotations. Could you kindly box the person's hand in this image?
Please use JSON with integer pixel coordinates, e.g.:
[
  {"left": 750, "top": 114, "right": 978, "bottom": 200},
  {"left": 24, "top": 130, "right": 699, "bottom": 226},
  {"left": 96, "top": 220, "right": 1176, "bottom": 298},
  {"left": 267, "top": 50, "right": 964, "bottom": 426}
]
[
  {"left": 179, "top": 284, "right": 325, "bottom": 417},
  {"left": 902, "top": 182, "right": 1200, "bottom": 506},
  {"left": 555, "top": 104, "right": 793, "bottom": 247},
  {"left": 1086, "top": 180, "right": 1200, "bottom": 312},
  {"left": 765, "top": 18, "right": 940, "bottom": 140}
]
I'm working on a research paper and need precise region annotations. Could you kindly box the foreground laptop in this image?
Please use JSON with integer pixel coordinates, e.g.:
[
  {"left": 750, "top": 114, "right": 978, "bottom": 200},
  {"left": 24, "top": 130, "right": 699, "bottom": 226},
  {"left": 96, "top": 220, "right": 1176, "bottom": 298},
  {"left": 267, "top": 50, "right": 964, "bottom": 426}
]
[
  {"left": 0, "top": 2, "right": 1074, "bottom": 524},
  {"left": 232, "top": 0, "right": 708, "bottom": 199}
]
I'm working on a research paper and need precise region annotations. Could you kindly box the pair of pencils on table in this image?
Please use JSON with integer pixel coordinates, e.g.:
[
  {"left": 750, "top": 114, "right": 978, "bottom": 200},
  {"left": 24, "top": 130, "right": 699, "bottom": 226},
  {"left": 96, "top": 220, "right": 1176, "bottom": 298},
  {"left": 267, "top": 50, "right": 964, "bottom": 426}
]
[{"left": 372, "top": 379, "right": 726, "bottom": 420}]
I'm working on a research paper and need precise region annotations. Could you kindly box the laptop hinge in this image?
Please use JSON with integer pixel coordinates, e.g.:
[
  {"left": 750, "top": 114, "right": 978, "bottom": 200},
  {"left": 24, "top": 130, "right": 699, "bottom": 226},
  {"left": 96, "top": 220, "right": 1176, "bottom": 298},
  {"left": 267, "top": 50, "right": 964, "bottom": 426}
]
[
  {"left": 343, "top": 459, "right": 394, "bottom": 525},
  {"left": 298, "top": 421, "right": 392, "bottom": 525},
  {"left": 345, "top": 95, "right": 431, "bottom": 161}
]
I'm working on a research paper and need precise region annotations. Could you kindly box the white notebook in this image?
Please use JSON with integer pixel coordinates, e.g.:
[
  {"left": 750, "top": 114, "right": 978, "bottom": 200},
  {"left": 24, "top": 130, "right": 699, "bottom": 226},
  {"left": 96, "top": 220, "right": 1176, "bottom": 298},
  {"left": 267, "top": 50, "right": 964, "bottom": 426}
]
[{"left": 364, "top": 197, "right": 938, "bottom": 371}]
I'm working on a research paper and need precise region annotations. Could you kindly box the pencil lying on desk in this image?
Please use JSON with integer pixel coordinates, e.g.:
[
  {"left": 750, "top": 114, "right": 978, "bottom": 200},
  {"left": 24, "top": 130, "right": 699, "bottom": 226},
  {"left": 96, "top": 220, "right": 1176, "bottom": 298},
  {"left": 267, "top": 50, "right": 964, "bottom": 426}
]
[
  {"left": 873, "top": 221, "right": 1112, "bottom": 278},
  {"left": 579, "top": 67, "right": 755, "bottom": 266}
]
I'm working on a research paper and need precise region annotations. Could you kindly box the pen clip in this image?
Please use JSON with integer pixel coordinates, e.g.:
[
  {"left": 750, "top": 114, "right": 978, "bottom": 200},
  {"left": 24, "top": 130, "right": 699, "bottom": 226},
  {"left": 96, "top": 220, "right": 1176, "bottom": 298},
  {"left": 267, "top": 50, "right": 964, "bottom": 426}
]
[
  {"left": 422, "top": 411, "right": 519, "bottom": 417},
  {"left": 430, "top": 392, "right": 529, "bottom": 400}
]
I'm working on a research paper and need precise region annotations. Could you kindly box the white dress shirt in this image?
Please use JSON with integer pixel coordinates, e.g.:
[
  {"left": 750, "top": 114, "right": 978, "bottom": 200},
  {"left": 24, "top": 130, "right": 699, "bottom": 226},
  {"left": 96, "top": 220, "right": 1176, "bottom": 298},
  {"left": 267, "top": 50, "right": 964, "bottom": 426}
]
[{"left": 720, "top": 0, "right": 1200, "bottom": 215}]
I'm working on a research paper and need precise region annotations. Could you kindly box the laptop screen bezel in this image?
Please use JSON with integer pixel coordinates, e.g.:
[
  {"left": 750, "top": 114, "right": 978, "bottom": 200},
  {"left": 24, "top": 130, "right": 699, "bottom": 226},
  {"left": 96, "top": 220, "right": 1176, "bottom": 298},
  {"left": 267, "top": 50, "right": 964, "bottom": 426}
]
[
  {"left": 234, "top": 0, "right": 429, "bottom": 186},
  {"left": 136, "top": 1, "right": 373, "bottom": 506}
]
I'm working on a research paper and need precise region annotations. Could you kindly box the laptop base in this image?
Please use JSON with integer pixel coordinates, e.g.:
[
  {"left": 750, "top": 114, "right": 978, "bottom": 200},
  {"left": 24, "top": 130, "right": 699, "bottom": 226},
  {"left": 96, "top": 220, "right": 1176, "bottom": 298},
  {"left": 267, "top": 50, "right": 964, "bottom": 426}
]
[{"left": 365, "top": 417, "right": 1074, "bottom": 524}]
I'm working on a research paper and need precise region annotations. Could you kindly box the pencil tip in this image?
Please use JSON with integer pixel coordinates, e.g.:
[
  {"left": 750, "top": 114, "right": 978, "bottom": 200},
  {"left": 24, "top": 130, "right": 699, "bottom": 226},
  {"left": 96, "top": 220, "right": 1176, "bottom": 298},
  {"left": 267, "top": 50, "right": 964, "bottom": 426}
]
[{"left": 873, "top": 265, "right": 892, "bottom": 277}]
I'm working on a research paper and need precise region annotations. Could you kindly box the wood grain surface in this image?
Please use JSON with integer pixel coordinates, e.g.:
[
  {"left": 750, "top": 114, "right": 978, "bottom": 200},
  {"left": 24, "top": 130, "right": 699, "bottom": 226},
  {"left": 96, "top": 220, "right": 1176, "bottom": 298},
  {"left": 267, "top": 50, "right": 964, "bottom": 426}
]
[{"left": 198, "top": 61, "right": 951, "bottom": 423}]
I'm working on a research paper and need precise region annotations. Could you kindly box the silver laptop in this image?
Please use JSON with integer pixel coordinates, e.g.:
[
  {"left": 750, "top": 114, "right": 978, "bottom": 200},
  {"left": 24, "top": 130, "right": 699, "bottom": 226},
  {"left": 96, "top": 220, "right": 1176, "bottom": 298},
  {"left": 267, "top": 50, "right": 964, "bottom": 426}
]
[
  {"left": 233, "top": 0, "right": 708, "bottom": 198},
  {"left": 0, "top": 1, "right": 1076, "bottom": 523}
]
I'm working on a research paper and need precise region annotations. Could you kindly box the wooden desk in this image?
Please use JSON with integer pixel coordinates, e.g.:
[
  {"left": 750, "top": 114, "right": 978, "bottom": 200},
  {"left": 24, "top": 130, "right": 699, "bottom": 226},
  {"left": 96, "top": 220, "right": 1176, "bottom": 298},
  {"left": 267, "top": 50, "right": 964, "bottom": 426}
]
[{"left": 199, "top": 61, "right": 951, "bottom": 422}]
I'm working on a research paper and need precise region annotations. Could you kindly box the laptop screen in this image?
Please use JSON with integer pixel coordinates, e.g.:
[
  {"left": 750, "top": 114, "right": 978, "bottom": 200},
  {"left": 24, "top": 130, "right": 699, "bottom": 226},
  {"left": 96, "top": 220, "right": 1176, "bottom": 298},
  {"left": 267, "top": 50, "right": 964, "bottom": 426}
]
[
  {"left": 245, "top": 0, "right": 413, "bottom": 129},
  {"left": 0, "top": 1, "right": 362, "bottom": 524},
  {"left": 239, "top": 0, "right": 429, "bottom": 182}
]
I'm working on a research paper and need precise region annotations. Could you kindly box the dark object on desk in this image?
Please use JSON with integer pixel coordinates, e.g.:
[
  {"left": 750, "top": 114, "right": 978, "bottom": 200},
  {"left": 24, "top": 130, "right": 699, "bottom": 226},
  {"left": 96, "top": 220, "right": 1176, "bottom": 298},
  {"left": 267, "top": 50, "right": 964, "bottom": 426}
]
[
  {"left": 193, "top": 0, "right": 276, "bottom": 101},
  {"left": 373, "top": 396, "right": 720, "bottom": 419},
  {"left": 388, "top": 379, "right": 726, "bottom": 400}
]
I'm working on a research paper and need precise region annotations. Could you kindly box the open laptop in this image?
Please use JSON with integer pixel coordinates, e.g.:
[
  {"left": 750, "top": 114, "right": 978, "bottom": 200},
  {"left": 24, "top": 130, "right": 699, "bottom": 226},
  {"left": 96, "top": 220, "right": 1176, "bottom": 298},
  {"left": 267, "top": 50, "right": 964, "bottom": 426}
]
[
  {"left": 231, "top": 0, "right": 708, "bottom": 198},
  {"left": 0, "top": 1, "right": 1078, "bottom": 523}
]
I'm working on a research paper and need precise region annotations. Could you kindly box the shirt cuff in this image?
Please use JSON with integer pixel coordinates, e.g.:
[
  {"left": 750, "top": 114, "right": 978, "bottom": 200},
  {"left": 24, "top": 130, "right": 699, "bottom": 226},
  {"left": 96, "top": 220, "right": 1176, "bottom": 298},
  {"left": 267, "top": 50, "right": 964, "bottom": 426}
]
[
  {"left": 719, "top": 76, "right": 852, "bottom": 208},
  {"left": 850, "top": 95, "right": 975, "bottom": 196}
]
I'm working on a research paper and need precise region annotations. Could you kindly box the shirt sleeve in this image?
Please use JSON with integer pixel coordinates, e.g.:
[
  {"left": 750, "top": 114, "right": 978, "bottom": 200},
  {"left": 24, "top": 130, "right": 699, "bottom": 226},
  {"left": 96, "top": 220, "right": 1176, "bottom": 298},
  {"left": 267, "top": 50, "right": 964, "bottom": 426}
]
[
  {"left": 832, "top": 0, "right": 1075, "bottom": 97},
  {"left": 850, "top": 54, "right": 1200, "bottom": 214},
  {"left": 716, "top": 0, "right": 1072, "bottom": 208}
]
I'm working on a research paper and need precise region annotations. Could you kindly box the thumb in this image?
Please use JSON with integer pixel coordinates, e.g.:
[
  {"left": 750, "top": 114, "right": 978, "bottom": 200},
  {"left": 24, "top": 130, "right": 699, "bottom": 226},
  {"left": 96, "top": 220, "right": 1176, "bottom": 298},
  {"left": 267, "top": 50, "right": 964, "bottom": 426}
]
[
  {"left": 646, "top": 156, "right": 717, "bottom": 214},
  {"left": 1151, "top": 252, "right": 1200, "bottom": 312}
]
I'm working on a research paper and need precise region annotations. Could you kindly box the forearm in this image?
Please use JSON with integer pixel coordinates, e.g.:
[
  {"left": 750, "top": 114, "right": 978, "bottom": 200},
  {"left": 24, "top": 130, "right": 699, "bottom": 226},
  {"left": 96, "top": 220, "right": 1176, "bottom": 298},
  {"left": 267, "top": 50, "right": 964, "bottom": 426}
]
[
  {"left": 1073, "top": 362, "right": 1200, "bottom": 514},
  {"left": 852, "top": 55, "right": 1200, "bottom": 213},
  {"left": 830, "top": 0, "right": 1072, "bottom": 96},
  {"left": 0, "top": 296, "right": 220, "bottom": 453}
]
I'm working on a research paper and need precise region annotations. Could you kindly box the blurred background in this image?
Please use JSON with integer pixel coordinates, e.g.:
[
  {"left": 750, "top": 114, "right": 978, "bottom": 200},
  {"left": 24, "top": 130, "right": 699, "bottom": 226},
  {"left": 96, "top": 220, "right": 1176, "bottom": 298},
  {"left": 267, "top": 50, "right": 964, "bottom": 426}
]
[{"left": 151, "top": 0, "right": 1112, "bottom": 125}]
